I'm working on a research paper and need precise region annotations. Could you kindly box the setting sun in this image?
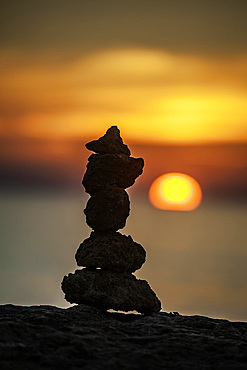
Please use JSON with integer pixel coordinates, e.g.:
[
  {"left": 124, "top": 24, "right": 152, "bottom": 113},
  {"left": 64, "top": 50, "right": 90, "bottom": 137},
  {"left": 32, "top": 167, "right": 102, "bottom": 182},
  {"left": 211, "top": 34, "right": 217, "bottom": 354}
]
[{"left": 149, "top": 173, "right": 202, "bottom": 211}]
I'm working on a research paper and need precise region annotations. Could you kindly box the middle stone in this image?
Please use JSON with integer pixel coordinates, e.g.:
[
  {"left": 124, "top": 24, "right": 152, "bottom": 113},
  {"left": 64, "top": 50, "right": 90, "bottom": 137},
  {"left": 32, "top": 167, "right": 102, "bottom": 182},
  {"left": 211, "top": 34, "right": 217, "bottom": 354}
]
[{"left": 84, "top": 185, "right": 130, "bottom": 231}]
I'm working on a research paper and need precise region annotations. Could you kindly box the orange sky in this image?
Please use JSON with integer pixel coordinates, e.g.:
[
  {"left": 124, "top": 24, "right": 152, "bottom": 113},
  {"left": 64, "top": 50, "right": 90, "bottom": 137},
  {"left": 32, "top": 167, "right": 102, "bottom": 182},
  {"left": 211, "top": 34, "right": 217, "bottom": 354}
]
[
  {"left": 1, "top": 1, "right": 247, "bottom": 146},
  {"left": 1, "top": 48, "right": 247, "bottom": 144},
  {"left": 1, "top": 1, "right": 247, "bottom": 196}
]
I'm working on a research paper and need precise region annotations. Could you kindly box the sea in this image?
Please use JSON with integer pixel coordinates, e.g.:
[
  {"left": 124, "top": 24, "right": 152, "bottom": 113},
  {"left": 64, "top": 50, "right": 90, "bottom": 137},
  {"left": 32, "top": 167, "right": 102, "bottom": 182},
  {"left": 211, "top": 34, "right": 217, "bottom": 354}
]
[{"left": 1, "top": 188, "right": 246, "bottom": 322}]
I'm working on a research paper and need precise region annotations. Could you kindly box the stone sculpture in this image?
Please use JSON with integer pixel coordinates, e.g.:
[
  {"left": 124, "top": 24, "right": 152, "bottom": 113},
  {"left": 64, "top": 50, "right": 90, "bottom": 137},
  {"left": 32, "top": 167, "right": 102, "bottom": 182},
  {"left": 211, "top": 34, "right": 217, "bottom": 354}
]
[{"left": 62, "top": 126, "right": 161, "bottom": 314}]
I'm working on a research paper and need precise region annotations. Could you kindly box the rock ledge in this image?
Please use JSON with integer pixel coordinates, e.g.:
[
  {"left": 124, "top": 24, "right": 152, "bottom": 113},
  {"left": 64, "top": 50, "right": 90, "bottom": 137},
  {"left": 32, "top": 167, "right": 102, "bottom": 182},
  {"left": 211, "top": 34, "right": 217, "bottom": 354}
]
[{"left": 1, "top": 304, "right": 246, "bottom": 369}]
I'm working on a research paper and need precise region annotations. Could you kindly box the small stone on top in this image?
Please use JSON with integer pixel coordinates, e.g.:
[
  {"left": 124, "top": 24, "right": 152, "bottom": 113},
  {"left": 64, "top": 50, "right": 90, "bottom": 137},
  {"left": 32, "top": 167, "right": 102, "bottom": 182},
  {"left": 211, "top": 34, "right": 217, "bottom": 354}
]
[{"left": 85, "top": 126, "right": 131, "bottom": 156}]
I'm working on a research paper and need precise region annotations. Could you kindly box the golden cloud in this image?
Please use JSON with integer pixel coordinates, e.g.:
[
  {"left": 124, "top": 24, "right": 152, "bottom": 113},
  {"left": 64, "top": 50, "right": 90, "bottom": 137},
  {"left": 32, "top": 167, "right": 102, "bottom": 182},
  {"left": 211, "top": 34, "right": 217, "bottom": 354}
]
[{"left": 1, "top": 47, "right": 247, "bottom": 143}]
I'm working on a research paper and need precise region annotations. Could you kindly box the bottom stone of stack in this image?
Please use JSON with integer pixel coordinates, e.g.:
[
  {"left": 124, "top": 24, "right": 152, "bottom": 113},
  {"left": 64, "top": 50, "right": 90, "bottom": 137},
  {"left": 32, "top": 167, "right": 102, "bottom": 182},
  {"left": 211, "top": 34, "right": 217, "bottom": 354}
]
[{"left": 61, "top": 269, "right": 161, "bottom": 315}]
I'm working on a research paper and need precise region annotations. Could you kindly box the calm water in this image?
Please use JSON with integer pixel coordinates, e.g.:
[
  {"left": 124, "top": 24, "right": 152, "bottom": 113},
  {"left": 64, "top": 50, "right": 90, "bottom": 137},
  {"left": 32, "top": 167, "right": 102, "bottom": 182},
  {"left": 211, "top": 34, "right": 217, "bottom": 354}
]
[{"left": 0, "top": 189, "right": 246, "bottom": 321}]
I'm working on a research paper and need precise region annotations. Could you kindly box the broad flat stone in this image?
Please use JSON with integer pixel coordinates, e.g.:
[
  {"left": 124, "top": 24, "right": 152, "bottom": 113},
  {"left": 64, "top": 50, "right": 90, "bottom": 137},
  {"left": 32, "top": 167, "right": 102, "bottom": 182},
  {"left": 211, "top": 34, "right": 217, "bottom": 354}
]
[
  {"left": 75, "top": 231, "right": 146, "bottom": 272},
  {"left": 82, "top": 154, "right": 144, "bottom": 195},
  {"left": 61, "top": 269, "right": 162, "bottom": 315},
  {"left": 84, "top": 185, "right": 130, "bottom": 231},
  {"left": 86, "top": 126, "right": 131, "bottom": 156}
]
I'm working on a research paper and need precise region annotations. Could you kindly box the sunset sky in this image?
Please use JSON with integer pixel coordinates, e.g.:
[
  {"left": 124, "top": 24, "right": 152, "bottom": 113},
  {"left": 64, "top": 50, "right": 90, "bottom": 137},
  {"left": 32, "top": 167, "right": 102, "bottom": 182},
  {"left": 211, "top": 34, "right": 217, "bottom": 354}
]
[
  {"left": 1, "top": 1, "right": 247, "bottom": 319},
  {"left": 1, "top": 0, "right": 247, "bottom": 144},
  {"left": 0, "top": 0, "right": 247, "bottom": 195}
]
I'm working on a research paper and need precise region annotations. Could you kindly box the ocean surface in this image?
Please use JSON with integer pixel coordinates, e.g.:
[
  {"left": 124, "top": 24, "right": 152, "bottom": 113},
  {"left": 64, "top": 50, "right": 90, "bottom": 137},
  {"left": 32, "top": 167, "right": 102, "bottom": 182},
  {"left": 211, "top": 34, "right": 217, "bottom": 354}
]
[{"left": 1, "top": 189, "right": 246, "bottom": 322}]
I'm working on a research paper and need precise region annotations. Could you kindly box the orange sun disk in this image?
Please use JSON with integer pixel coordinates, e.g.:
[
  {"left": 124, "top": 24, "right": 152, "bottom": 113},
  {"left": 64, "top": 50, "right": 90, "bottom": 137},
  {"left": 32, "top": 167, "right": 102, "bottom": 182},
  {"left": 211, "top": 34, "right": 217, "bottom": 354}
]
[{"left": 149, "top": 173, "right": 202, "bottom": 211}]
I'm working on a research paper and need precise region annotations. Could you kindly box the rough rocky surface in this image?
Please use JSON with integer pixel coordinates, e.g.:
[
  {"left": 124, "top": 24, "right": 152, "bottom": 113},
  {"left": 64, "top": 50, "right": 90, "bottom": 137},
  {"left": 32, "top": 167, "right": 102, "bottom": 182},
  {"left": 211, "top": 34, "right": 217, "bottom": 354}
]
[
  {"left": 62, "top": 269, "right": 161, "bottom": 314},
  {"left": 85, "top": 126, "right": 131, "bottom": 156},
  {"left": 1, "top": 304, "right": 246, "bottom": 370},
  {"left": 75, "top": 231, "right": 146, "bottom": 272},
  {"left": 82, "top": 153, "right": 144, "bottom": 195},
  {"left": 84, "top": 185, "right": 130, "bottom": 231}
]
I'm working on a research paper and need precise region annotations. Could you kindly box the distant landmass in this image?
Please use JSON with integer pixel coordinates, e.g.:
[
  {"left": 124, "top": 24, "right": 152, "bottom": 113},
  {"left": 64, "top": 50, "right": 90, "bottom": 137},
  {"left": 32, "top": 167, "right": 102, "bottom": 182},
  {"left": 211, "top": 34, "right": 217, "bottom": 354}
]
[{"left": 1, "top": 138, "right": 247, "bottom": 198}]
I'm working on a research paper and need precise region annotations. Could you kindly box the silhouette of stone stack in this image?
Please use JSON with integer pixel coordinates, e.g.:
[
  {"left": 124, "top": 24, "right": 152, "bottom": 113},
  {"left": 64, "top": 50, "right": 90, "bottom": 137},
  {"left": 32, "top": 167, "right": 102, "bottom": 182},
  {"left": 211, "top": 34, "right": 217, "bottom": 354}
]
[{"left": 62, "top": 126, "right": 161, "bottom": 314}]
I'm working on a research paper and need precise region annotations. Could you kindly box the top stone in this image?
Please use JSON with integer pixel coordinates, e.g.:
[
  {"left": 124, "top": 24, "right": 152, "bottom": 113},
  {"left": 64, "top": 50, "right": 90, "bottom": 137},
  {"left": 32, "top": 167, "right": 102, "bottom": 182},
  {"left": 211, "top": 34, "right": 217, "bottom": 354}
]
[{"left": 85, "top": 126, "right": 131, "bottom": 156}]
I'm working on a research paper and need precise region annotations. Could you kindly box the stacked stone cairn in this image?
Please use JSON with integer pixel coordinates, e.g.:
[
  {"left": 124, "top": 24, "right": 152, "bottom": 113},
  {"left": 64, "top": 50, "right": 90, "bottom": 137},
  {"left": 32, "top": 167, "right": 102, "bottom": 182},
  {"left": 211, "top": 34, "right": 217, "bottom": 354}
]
[{"left": 62, "top": 126, "right": 161, "bottom": 314}]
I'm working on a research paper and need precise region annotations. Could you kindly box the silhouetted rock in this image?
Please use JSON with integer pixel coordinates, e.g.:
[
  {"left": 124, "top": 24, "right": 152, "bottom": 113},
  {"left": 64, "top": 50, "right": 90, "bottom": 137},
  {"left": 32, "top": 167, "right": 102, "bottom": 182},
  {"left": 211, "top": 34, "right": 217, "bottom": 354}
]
[
  {"left": 62, "top": 269, "right": 161, "bottom": 315},
  {"left": 82, "top": 153, "right": 144, "bottom": 195},
  {"left": 86, "top": 126, "right": 131, "bottom": 155},
  {"left": 62, "top": 126, "right": 161, "bottom": 314},
  {"left": 84, "top": 185, "right": 130, "bottom": 231},
  {"left": 75, "top": 231, "right": 146, "bottom": 272},
  {"left": 1, "top": 304, "right": 246, "bottom": 370}
]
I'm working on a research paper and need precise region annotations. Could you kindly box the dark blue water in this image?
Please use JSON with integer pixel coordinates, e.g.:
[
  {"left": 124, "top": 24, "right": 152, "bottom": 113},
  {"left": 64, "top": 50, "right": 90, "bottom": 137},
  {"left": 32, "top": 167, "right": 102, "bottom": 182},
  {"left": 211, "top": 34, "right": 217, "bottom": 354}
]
[{"left": 1, "top": 190, "right": 246, "bottom": 321}]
